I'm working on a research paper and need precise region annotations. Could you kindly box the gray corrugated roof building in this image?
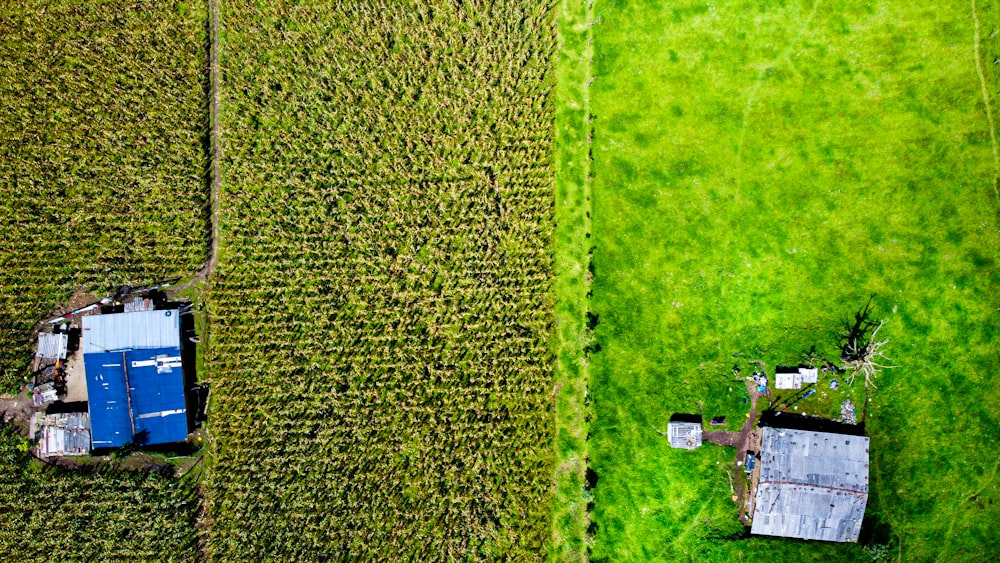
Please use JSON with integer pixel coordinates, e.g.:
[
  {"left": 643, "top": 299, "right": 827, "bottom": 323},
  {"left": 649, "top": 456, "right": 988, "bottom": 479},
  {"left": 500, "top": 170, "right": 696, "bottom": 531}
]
[
  {"left": 82, "top": 309, "right": 180, "bottom": 355},
  {"left": 29, "top": 412, "right": 91, "bottom": 458},
  {"left": 750, "top": 427, "right": 869, "bottom": 542},
  {"left": 36, "top": 332, "right": 68, "bottom": 361}
]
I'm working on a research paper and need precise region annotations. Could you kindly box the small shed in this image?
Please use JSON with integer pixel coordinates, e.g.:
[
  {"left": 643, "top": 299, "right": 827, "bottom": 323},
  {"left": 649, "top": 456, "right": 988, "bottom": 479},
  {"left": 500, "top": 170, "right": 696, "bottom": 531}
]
[
  {"left": 668, "top": 421, "right": 703, "bottom": 450},
  {"left": 36, "top": 332, "right": 68, "bottom": 362},
  {"left": 775, "top": 369, "right": 802, "bottom": 389},
  {"left": 775, "top": 367, "right": 820, "bottom": 389},
  {"left": 800, "top": 367, "right": 819, "bottom": 384},
  {"left": 30, "top": 411, "right": 91, "bottom": 458},
  {"left": 750, "top": 427, "right": 869, "bottom": 542}
]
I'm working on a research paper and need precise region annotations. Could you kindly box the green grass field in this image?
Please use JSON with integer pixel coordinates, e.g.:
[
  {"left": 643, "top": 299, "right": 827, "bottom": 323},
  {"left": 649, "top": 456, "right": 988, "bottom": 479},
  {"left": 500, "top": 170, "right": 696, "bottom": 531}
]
[{"left": 577, "top": 0, "right": 1000, "bottom": 560}]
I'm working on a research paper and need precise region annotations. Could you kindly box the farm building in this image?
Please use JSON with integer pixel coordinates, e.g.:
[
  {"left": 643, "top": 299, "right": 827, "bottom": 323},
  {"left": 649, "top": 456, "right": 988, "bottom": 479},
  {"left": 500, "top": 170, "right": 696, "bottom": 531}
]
[
  {"left": 667, "top": 420, "right": 703, "bottom": 449},
  {"left": 35, "top": 332, "right": 68, "bottom": 365},
  {"left": 29, "top": 411, "right": 91, "bottom": 458},
  {"left": 82, "top": 309, "right": 191, "bottom": 449},
  {"left": 775, "top": 366, "right": 819, "bottom": 389},
  {"left": 750, "top": 426, "right": 869, "bottom": 542}
]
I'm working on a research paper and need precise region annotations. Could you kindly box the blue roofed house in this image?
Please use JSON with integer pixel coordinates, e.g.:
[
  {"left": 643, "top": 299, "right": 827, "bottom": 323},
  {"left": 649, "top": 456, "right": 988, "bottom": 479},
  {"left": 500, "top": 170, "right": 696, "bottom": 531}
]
[{"left": 82, "top": 310, "right": 191, "bottom": 449}]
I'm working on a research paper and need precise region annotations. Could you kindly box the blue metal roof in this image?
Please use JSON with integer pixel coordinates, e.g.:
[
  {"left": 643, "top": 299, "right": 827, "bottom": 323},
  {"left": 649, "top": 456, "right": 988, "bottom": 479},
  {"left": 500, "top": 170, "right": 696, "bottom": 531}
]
[
  {"left": 82, "top": 310, "right": 180, "bottom": 355},
  {"left": 85, "top": 351, "right": 134, "bottom": 448},
  {"left": 83, "top": 312, "right": 189, "bottom": 448},
  {"left": 127, "top": 348, "right": 189, "bottom": 445}
]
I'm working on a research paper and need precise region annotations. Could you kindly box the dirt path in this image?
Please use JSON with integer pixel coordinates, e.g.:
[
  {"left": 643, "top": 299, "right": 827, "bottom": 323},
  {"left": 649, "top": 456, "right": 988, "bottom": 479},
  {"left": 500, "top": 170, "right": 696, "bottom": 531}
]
[
  {"left": 169, "top": 0, "right": 221, "bottom": 297},
  {"left": 733, "top": 376, "right": 769, "bottom": 525}
]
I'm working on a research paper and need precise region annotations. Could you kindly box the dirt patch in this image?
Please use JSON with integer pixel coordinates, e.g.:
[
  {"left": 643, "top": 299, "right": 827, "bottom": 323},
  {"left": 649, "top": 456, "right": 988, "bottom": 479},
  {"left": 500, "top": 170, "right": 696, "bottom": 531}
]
[
  {"left": 41, "top": 287, "right": 100, "bottom": 324},
  {"left": 61, "top": 344, "right": 87, "bottom": 403},
  {"left": 0, "top": 385, "right": 36, "bottom": 434},
  {"left": 732, "top": 376, "right": 771, "bottom": 526},
  {"left": 704, "top": 430, "right": 738, "bottom": 447}
]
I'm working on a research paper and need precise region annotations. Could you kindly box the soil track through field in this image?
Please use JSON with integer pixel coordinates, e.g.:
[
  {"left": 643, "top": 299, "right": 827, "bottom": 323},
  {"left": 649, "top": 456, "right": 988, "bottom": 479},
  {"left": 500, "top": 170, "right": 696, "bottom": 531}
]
[
  {"left": 704, "top": 375, "right": 770, "bottom": 526},
  {"left": 169, "top": 0, "right": 221, "bottom": 296}
]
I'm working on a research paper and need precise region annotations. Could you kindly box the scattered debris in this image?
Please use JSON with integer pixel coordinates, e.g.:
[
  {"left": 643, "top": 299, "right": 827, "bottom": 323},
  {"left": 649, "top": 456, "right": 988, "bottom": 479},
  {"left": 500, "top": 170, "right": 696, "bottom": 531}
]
[{"left": 840, "top": 399, "right": 857, "bottom": 425}]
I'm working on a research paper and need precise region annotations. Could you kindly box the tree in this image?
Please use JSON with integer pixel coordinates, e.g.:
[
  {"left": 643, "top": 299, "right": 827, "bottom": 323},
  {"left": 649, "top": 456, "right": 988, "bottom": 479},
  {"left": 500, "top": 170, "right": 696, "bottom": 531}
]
[{"left": 839, "top": 295, "right": 893, "bottom": 389}]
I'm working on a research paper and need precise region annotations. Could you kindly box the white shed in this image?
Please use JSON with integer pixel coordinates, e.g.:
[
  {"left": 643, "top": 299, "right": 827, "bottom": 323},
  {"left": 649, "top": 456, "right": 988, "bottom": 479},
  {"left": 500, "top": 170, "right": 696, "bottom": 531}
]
[{"left": 668, "top": 421, "right": 702, "bottom": 449}]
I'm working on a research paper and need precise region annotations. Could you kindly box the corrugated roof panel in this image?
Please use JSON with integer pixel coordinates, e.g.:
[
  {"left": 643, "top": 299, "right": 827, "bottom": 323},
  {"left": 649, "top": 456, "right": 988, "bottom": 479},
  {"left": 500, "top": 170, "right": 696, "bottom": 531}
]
[
  {"left": 126, "top": 348, "right": 189, "bottom": 445},
  {"left": 752, "top": 427, "right": 869, "bottom": 542},
  {"left": 36, "top": 332, "right": 69, "bottom": 360},
  {"left": 85, "top": 351, "right": 134, "bottom": 448},
  {"left": 82, "top": 310, "right": 181, "bottom": 354}
]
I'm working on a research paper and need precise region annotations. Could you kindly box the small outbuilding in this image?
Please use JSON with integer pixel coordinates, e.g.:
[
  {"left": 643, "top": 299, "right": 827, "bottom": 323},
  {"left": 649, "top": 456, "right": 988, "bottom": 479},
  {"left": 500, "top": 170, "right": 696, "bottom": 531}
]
[
  {"left": 800, "top": 367, "right": 819, "bottom": 384},
  {"left": 775, "top": 366, "right": 819, "bottom": 389},
  {"left": 750, "top": 426, "right": 869, "bottom": 542},
  {"left": 29, "top": 411, "right": 91, "bottom": 458},
  {"left": 668, "top": 420, "right": 703, "bottom": 450},
  {"left": 35, "top": 332, "right": 68, "bottom": 363}
]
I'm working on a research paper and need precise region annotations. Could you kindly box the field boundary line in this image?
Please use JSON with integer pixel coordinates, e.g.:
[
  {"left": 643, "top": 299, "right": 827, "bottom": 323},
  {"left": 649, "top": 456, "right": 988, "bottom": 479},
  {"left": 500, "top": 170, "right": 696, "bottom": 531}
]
[
  {"left": 551, "top": 0, "right": 595, "bottom": 559},
  {"left": 195, "top": 0, "right": 221, "bottom": 557},
  {"left": 972, "top": 0, "right": 1000, "bottom": 206},
  {"left": 208, "top": 0, "right": 221, "bottom": 279},
  {"left": 169, "top": 0, "right": 221, "bottom": 298}
]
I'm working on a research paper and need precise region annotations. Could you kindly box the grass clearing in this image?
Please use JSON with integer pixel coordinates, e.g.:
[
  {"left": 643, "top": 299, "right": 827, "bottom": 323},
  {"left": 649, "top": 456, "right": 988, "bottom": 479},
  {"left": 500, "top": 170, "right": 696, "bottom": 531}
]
[
  {"left": 582, "top": 0, "right": 1000, "bottom": 559},
  {"left": 551, "top": 0, "right": 596, "bottom": 559}
]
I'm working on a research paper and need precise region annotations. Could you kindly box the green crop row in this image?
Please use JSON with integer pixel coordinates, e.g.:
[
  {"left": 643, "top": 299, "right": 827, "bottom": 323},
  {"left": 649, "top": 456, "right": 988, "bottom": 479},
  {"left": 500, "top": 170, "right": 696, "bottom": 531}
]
[{"left": 203, "top": 1, "right": 557, "bottom": 559}]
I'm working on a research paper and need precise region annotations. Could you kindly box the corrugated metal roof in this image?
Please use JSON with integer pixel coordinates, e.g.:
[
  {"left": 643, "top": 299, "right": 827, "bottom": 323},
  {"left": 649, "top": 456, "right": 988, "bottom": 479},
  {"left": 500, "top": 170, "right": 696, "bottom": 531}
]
[
  {"left": 668, "top": 421, "right": 702, "bottom": 449},
  {"left": 751, "top": 427, "right": 869, "bottom": 542},
  {"left": 86, "top": 352, "right": 134, "bottom": 448},
  {"left": 127, "top": 348, "right": 189, "bottom": 445},
  {"left": 85, "top": 347, "right": 189, "bottom": 448},
  {"left": 775, "top": 371, "right": 802, "bottom": 389},
  {"left": 31, "top": 412, "right": 91, "bottom": 457},
  {"left": 82, "top": 310, "right": 180, "bottom": 354},
  {"left": 36, "top": 332, "right": 68, "bottom": 360},
  {"left": 124, "top": 298, "right": 155, "bottom": 313},
  {"left": 800, "top": 367, "right": 819, "bottom": 383}
]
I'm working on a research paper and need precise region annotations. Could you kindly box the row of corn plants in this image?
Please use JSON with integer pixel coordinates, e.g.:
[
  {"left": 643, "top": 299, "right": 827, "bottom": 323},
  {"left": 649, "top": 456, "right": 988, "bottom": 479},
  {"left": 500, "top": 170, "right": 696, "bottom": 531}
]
[
  {"left": 0, "top": 1, "right": 209, "bottom": 557},
  {"left": 204, "top": 1, "right": 558, "bottom": 559}
]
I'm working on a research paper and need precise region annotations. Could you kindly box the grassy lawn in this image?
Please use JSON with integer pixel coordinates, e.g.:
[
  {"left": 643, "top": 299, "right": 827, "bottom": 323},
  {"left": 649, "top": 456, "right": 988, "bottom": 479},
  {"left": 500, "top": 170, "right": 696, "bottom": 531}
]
[{"left": 582, "top": 0, "right": 1000, "bottom": 560}]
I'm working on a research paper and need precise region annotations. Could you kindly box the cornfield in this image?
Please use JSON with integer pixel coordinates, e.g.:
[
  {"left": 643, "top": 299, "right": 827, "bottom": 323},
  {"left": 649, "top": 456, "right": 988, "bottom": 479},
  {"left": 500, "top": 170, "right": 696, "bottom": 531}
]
[
  {"left": 0, "top": 427, "right": 202, "bottom": 560},
  {"left": 0, "top": 0, "right": 210, "bottom": 388},
  {"left": 0, "top": 1, "right": 208, "bottom": 557},
  {"left": 205, "top": 1, "right": 556, "bottom": 559},
  {"left": 0, "top": 0, "right": 558, "bottom": 559}
]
